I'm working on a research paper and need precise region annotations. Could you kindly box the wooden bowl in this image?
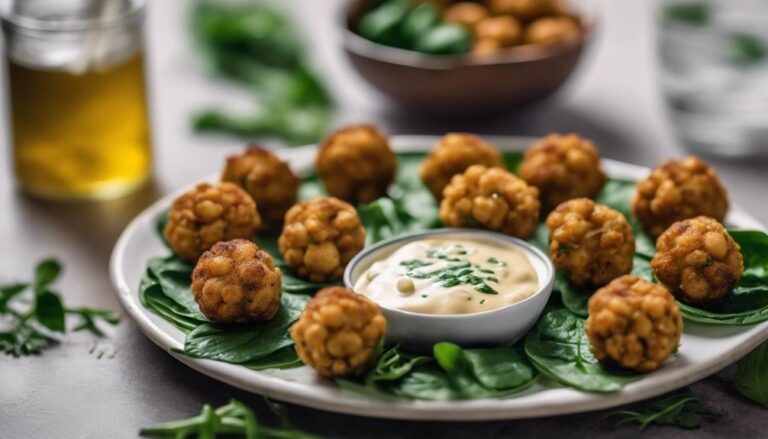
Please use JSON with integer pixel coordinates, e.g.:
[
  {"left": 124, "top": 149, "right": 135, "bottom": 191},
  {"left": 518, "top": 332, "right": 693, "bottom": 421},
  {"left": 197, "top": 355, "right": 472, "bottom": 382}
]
[{"left": 341, "top": 0, "right": 597, "bottom": 118}]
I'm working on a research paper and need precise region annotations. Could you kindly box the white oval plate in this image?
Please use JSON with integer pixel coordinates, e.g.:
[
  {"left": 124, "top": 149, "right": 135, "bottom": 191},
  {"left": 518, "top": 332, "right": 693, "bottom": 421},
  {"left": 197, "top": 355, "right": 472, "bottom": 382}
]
[{"left": 111, "top": 136, "right": 768, "bottom": 421}]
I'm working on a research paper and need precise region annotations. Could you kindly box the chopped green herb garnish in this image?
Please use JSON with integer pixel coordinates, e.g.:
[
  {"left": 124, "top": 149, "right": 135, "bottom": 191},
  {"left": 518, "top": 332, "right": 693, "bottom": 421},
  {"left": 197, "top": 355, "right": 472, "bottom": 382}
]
[
  {"left": 400, "top": 259, "right": 433, "bottom": 270},
  {"left": 487, "top": 257, "right": 507, "bottom": 267}
]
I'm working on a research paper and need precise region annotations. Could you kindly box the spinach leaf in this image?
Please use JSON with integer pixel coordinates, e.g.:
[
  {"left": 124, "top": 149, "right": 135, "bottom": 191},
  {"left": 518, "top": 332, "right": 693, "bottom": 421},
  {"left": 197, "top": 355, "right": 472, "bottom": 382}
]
[
  {"left": 524, "top": 309, "right": 636, "bottom": 392},
  {"left": 181, "top": 293, "right": 308, "bottom": 364},
  {"left": 735, "top": 340, "right": 768, "bottom": 408},
  {"left": 145, "top": 256, "right": 208, "bottom": 322},
  {"left": 340, "top": 343, "right": 536, "bottom": 400},
  {"left": 677, "top": 230, "right": 768, "bottom": 325}
]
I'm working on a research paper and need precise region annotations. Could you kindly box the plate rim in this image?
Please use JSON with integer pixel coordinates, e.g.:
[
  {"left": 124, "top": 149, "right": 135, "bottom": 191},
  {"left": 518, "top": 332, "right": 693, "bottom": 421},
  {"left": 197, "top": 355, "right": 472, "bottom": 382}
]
[{"left": 110, "top": 135, "right": 768, "bottom": 421}]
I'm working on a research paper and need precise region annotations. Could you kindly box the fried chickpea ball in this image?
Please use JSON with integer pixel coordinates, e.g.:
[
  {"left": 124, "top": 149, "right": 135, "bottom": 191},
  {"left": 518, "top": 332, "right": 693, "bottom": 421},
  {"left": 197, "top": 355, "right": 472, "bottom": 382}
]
[
  {"left": 546, "top": 198, "right": 634, "bottom": 287},
  {"left": 473, "top": 38, "right": 502, "bottom": 55},
  {"left": 291, "top": 287, "right": 387, "bottom": 378},
  {"left": 221, "top": 146, "right": 299, "bottom": 227},
  {"left": 632, "top": 156, "right": 729, "bottom": 238},
  {"left": 652, "top": 216, "right": 743, "bottom": 306},
  {"left": 278, "top": 197, "right": 366, "bottom": 282},
  {"left": 315, "top": 125, "right": 397, "bottom": 205},
  {"left": 191, "top": 239, "right": 281, "bottom": 324},
  {"left": 164, "top": 182, "right": 262, "bottom": 262},
  {"left": 586, "top": 275, "right": 683, "bottom": 372},
  {"left": 487, "top": 0, "right": 563, "bottom": 21},
  {"left": 443, "top": 2, "right": 489, "bottom": 28},
  {"left": 524, "top": 16, "right": 580, "bottom": 45},
  {"left": 419, "top": 133, "right": 505, "bottom": 200},
  {"left": 474, "top": 16, "right": 522, "bottom": 47},
  {"left": 440, "top": 165, "right": 540, "bottom": 238},
  {"left": 519, "top": 133, "right": 606, "bottom": 209}
]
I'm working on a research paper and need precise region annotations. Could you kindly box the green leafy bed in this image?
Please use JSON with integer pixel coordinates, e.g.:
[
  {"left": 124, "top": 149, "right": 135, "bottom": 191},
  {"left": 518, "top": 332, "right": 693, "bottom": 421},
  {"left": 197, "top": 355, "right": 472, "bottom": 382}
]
[{"left": 140, "top": 152, "right": 768, "bottom": 401}]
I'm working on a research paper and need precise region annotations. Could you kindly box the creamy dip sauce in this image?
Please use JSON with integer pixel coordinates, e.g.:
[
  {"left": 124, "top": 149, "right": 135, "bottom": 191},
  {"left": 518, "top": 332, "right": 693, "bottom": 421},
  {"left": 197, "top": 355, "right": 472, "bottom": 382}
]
[{"left": 354, "top": 238, "right": 539, "bottom": 315}]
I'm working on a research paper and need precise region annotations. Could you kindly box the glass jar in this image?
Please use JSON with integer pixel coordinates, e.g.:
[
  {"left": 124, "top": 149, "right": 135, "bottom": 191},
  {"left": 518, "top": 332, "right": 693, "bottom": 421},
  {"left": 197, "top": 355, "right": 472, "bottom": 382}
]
[
  {"left": 658, "top": 0, "right": 768, "bottom": 158},
  {"left": 2, "top": 0, "right": 152, "bottom": 200}
]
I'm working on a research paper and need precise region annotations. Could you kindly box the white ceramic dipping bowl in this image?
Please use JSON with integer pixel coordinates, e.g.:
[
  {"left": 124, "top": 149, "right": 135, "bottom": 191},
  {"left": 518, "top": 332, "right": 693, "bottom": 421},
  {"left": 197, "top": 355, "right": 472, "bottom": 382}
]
[{"left": 343, "top": 228, "right": 555, "bottom": 350}]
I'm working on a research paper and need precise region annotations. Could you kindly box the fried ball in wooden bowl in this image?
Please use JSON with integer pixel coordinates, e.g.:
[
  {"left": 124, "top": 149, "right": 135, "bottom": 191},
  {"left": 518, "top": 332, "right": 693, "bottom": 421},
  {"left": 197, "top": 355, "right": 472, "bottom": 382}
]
[
  {"left": 524, "top": 16, "right": 581, "bottom": 45},
  {"left": 291, "top": 286, "right": 386, "bottom": 378},
  {"left": 221, "top": 146, "right": 299, "bottom": 228},
  {"left": 632, "top": 156, "right": 729, "bottom": 238},
  {"left": 191, "top": 239, "right": 281, "bottom": 324},
  {"left": 440, "top": 164, "right": 540, "bottom": 238},
  {"left": 443, "top": 2, "right": 489, "bottom": 28},
  {"left": 586, "top": 275, "right": 683, "bottom": 373},
  {"left": 487, "top": 0, "right": 564, "bottom": 21},
  {"left": 164, "top": 182, "right": 262, "bottom": 262},
  {"left": 420, "top": 133, "right": 505, "bottom": 200},
  {"left": 519, "top": 133, "right": 606, "bottom": 210},
  {"left": 546, "top": 198, "right": 634, "bottom": 287},
  {"left": 315, "top": 125, "right": 397, "bottom": 205},
  {"left": 278, "top": 197, "right": 366, "bottom": 283},
  {"left": 474, "top": 15, "right": 522, "bottom": 48},
  {"left": 652, "top": 216, "right": 743, "bottom": 306}
]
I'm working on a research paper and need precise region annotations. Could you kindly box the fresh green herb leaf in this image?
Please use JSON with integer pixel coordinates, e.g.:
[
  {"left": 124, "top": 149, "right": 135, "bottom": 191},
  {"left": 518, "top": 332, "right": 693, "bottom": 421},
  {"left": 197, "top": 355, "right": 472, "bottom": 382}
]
[
  {"left": 66, "top": 307, "right": 121, "bottom": 336},
  {"left": 0, "top": 259, "right": 119, "bottom": 357},
  {"left": 525, "top": 309, "right": 636, "bottom": 392},
  {"left": 35, "top": 291, "right": 65, "bottom": 332},
  {"left": 735, "top": 340, "right": 768, "bottom": 408},
  {"left": 607, "top": 393, "right": 718, "bottom": 430},
  {"left": 0, "top": 283, "right": 28, "bottom": 312},
  {"left": 140, "top": 399, "right": 324, "bottom": 439},
  {"left": 358, "top": 0, "right": 410, "bottom": 47},
  {"left": 34, "top": 258, "right": 61, "bottom": 293}
]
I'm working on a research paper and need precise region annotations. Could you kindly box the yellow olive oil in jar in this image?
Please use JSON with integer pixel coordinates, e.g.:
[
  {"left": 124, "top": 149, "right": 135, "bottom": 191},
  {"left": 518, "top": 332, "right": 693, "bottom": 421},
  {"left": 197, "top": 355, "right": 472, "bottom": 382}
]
[{"left": 2, "top": 0, "right": 151, "bottom": 200}]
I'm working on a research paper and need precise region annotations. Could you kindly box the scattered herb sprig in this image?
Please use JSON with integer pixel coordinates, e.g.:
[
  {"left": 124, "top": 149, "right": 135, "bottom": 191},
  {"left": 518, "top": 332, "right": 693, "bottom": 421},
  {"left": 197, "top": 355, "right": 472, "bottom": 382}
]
[
  {"left": 0, "top": 259, "right": 120, "bottom": 357},
  {"left": 607, "top": 393, "right": 719, "bottom": 430},
  {"left": 140, "top": 398, "right": 324, "bottom": 439}
]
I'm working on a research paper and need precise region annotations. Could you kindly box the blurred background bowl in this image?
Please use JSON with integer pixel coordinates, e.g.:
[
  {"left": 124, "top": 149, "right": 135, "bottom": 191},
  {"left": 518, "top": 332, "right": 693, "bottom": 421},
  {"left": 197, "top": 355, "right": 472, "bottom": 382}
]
[{"left": 341, "top": 0, "right": 597, "bottom": 118}]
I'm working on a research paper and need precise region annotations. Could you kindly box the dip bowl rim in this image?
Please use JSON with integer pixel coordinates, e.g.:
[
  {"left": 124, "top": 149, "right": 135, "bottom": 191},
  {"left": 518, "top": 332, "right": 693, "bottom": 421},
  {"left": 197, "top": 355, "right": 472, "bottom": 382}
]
[{"left": 343, "top": 227, "right": 556, "bottom": 321}]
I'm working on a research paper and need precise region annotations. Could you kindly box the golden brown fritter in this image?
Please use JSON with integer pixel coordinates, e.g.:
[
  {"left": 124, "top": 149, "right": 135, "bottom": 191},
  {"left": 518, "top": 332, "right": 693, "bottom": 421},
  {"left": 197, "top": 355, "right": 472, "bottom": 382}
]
[
  {"left": 473, "top": 37, "right": 502, "bottom": 55},
  {"left": 164, "top": 182, "right": 262, "bottom": 262},
  {"left": 420, "top": 133, "right": 505, "bottom": 200},
  {"left": 474, "top": 16, "right": 522, "bottom": 47},
  {"left": 524, "top": 16, "right": 580, "bottom": 45},
  {"left": 191, "top": 239, "right": 281, "bottom": 324},
  {"left": 278, "top": 197, "right": 366, "bottom": 283},
  {"left": 519, "top": 133, "right": 606, "bottom": 210},
  {"left": 443, "top": 2, "right": 489, "bottom": 28},
  {"left": 586, "top": 275, "right": 683, "bottom": 373},
  {"left": 546, "top": 198, "right": 634, "bottom": 287},
  {"left": 291, "top": 287, "right": 386, "bottom": 378},
  {"left": 652, "top": 216, "right": 743, "bottom": 306},
  {"left": 315, "top": 125, "right": 397, "bottom": 205},
  {"left": 487, "top": 0, "right": 564, "bottom": 21},
  {"left": 440, "top": 164, "right": 540, "bottom": 238},
  {"left": 221, "top": 146, "right": 299, "bottom": 227},
  {"left": 632, "top": 156, "right": 729, "bottom": 238}
]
